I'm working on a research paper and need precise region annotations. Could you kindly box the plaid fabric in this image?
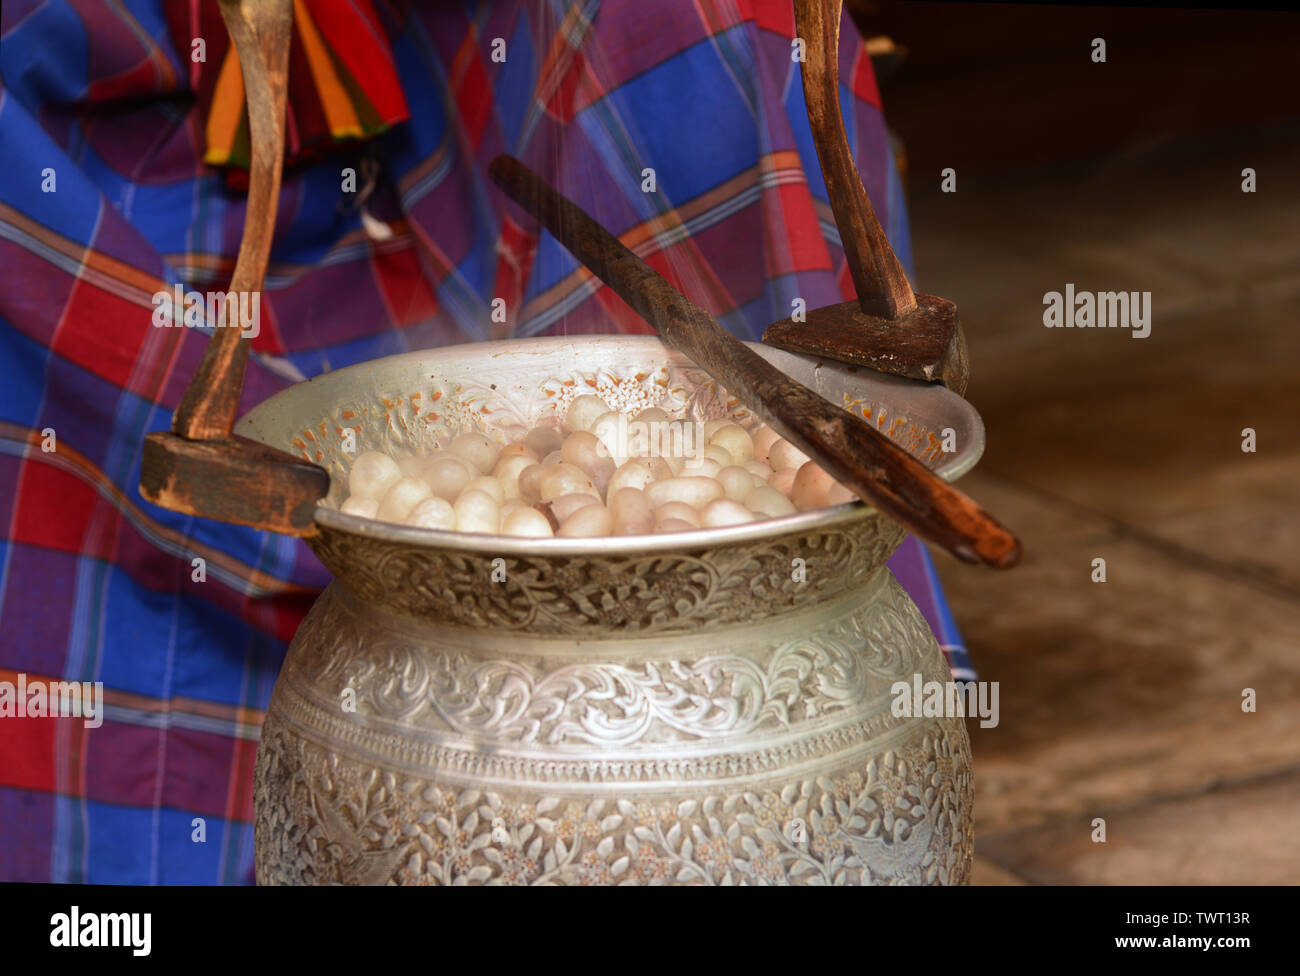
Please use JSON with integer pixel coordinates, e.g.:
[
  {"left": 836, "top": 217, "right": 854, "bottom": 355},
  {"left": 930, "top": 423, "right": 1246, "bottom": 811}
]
[
  {"left": 167, "top": 0, "right": 411, "bottom": 182},
  {"left": 0, "top": 0, "right": 971, "bottom": 885}
]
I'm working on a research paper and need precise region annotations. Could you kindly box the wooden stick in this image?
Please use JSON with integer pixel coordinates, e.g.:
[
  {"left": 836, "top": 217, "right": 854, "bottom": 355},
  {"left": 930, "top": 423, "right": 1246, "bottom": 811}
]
[
  {"left": 489, "top": 155, "right": 1020, "bottom": 568},
  {"left": 171, "top": 0, "right": 293, "bottom": 440},
  {"left": 794, "top": 0, "right": 914, "bottom": 321}
]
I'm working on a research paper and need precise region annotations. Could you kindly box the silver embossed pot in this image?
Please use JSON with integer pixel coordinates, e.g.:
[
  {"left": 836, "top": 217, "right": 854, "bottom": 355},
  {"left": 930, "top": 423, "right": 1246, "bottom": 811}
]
[{"left": 237, "top": 336, "right": 983, "bottom": 885}]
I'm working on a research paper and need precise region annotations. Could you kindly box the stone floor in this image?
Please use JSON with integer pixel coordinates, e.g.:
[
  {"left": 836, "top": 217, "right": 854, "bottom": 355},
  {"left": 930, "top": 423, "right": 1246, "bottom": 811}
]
[{"left": 903, "top": 121, "right": 1300, "bottom": 885}]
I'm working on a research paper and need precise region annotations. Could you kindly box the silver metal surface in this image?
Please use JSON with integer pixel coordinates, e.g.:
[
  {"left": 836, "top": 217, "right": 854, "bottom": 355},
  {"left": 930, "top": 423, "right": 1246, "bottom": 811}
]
[{"left": 240, "top": 336, "right": 983, "bottom": 885}]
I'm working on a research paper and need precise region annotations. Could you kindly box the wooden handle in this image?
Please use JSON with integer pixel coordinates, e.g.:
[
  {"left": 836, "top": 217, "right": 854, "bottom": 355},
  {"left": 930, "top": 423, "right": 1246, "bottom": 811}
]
[
  {"left": 794, "top": 0, "right": 915, "bottom": 321},
  {"left": 489, "top": 156, "right": 1020, "bottom": 568},
  {"left": 171, "top": 0, "right": 293, "bottom": 441}
]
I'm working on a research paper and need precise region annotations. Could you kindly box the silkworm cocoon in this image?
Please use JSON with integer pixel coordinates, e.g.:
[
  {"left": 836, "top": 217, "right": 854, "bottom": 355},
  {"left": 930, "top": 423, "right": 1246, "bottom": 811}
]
[
  {"left": 751, "top": 425, "right": 781, "bottom": 465},
  {"left": 767, "top": 467, "right": 797, "bottom": 497},
  {"left": 557, "top": 504, "right": 614, "bottom": 537},
  {"left": 523, "top": 425, "right": 564, "bottom": 458},
  {"left": 502, "top": 507, "right": 554, "bottom": 538},
  {"left": 703, "top": 444, "right": 734, "bottom": 468},
  {"left": 633, "top": 407, "right": 670, "bottom": 425},
  {"left": 703, "top": 419, "right": 732, "bottom": 440},
  {"left": 654, "top": 501, "right": 700, "bottom": 527},
  {"left": 791, "top": 461, "right": 835, "bottom": 512},
  {"left": 377, "top": 476, "right": 432, "bottom": 522},
  {"left": 348, "top": 451, "right": 401, "bottom": 499},
  {"left": 405, "top": 496, "right": 456, "bottom": 530},
  {"left": 425, "top": 455, "right": 475, "bottom": 501},
  {"left": 550, "top": 492, "right": 602, "bottom": 522},
  {"left": 493, "top": 454, "right": 534, "bottom": 500},
  {"left": 654, "top": 517, "right": 696, "bottom": 534},
  {"left": 539, "top": 462, "right": 596, "bottom": 501},
  {"left": 499, "top": 498, "right": 528, "bottom": 523},
  {"left": 700, "top": 499, "right": 755, "bottom": 527},
  {"left": 748, "top": 485, "right": 797, "bottom": 518},
  {"left": 449, "top": 431, "right": 499, "bottom": 474},
  {"left": 561, "top": 431, "right": 605, "bottom": 473},
  {"left": 645, "top": 477, "right": 724, "bottom": 510},
  {"left": 606, "top": 459, "right": 655, "bottom": 497},
  {"left": 768, "top": 439, "right": 811, "bottom": 472},
  {"left": 590, "top": 411, "right": 627, "bottom": 463},
  {"left": 709, "top": 424, "right": 754, "bottom": 464},
  {"left": 562, "top": 433, "right": 616, "bottom": 497},
  {"left": 345, "top": 400, "right": 862, "bottom": 537},
  {"left": 678, "top": 458, "right": 722, "bottom": 479},
  {"left": 532, "top": 502, "right": 560, "bottom": 533},
  {"left": 463, "top": 475, "right": 505, "bottom": 506},
  {"left": 453, "top": 488, "right": 499, "bottom": 534},
  {"left": 609, "top": 487, "right": 654, "bottom": 535},
  {"left": 340, "top": 494, "right": 379, "bottom": 519},
  {"left": 397, "top": 455, "right": 426, "bottom": 479},
  {"left": 499, "top": 442, "right": 538, "bottom": 462},
  {"left": 516, "top": 464, "right": 544, "bottom": 504},
  {"left": 565, "top": 395, "right": 609, "bottom": 434},
  {"left": 642, "top": 456, "right": 673, "bottom": 482},
  {"left": 716, "top": 465, "right": 756, "bottom": 503},
  {"left": 588, "top": 456, "right": 616, "bottom": 498}
]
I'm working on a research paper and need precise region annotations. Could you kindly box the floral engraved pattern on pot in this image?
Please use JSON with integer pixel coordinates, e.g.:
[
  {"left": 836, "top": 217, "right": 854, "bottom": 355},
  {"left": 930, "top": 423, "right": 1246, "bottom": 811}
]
[
  {"left": 253, "top": 718, "right": 972, "bottom": 886},
  {"left": 308, "top": 520, "right": 905, "bottom": 635},
  {"left": 291, "top": 582, "right": 930, "bottom": 745},
  {"left": 540, "top": 365, "right": 675, "bottom": 418},
  {"left": 426, "top": 633, "right": 866, "bottom": 745}
]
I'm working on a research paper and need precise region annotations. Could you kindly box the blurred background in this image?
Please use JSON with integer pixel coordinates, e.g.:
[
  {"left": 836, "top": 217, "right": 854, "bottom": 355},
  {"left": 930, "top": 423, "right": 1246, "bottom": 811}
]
[{"left": 849, "top": 1, "right": 1300, "bottom": 883}]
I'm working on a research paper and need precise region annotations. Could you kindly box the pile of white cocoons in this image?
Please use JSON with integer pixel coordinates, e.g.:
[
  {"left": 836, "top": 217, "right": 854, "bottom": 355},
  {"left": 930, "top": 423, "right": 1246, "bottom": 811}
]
[{"left": 336, "top": 395, "right": 857, "bottom": 538}]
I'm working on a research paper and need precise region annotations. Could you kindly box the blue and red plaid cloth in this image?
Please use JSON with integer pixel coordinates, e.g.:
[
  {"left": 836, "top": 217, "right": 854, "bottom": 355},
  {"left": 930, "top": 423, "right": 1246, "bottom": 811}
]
[{"left": 0, "top": 0, "right": 971, "bottom": 885}]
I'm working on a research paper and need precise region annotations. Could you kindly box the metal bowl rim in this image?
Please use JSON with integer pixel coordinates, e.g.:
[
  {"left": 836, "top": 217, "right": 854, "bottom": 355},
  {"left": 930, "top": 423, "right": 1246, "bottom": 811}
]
[{"left": 241, "top": 335, "right": 985, "bottom": 555}]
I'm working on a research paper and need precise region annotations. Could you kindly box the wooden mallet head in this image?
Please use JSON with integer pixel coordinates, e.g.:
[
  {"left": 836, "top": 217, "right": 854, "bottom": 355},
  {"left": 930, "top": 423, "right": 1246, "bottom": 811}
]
[{"left": 762, "top": 0, "right": 969, "bottom": 396}]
